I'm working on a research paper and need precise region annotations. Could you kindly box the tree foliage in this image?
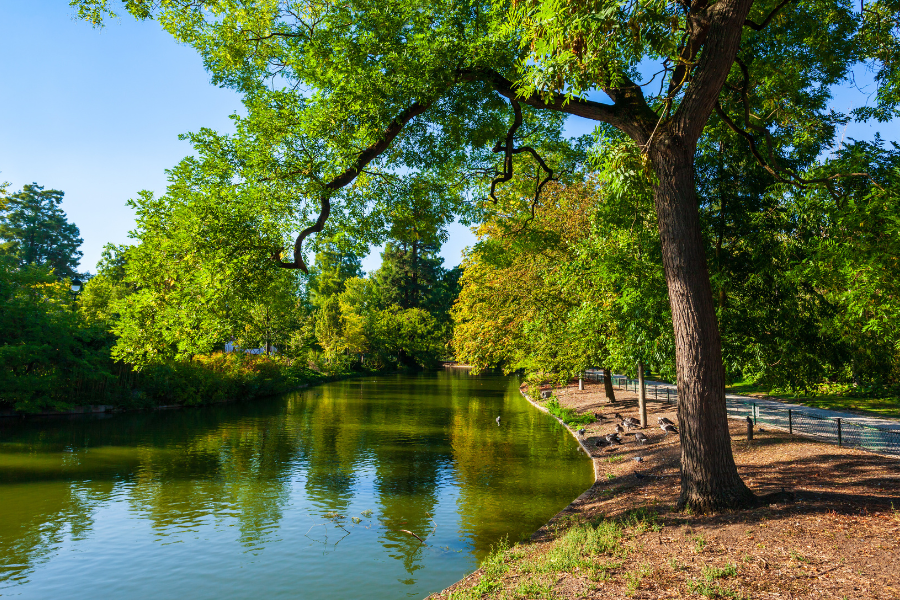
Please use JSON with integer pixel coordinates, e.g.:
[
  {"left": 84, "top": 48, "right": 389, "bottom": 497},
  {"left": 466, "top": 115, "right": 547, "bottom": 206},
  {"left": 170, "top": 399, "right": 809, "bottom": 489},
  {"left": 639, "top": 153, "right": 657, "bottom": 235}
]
[
  {"left": 69, "top": 0, "right": 899, "bottom": 509},
  {"left": 0, "top": 183, "right": 83, "bottom": 279}
]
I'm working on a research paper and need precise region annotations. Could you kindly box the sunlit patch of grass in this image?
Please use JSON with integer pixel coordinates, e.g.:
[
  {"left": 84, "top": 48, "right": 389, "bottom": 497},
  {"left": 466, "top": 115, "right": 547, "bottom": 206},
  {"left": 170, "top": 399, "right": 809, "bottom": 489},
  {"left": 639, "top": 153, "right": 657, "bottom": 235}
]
[
  {"left": 684, "top": 563, "right": 743, "bottom": 598},
  {"left": 447, "top": 510, "right": 663, "bottom": 599},
  {"left": 512, "top": 576, "right": 555, "bottom": 599},
  {"left": 702, "top": 563, "right": 738, "bottom": 579},
  {"left": 670, "top": 557, "right": 688, "bottom": 571},
  {"left": 624, "top": 563, "right": 652, "bottom": 595},
  {"left": 687, "top": 579, "right": 746, "bottom": 599},
  {"left": 622, "top": 507, "right": 661, "bottom": 533},
  {"left": 545, "top": 399, "right": 594, "bottom": 426},
  {"left": 448, "top": 538, "right": 513, "bottom": 599}
]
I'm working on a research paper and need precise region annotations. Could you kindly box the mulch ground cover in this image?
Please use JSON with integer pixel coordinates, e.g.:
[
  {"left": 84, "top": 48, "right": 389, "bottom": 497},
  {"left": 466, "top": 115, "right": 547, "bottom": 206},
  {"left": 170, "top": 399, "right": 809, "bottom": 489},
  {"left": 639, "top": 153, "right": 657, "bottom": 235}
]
[{"left": 429, "top": 381, "right": 900, "bottom": 600}]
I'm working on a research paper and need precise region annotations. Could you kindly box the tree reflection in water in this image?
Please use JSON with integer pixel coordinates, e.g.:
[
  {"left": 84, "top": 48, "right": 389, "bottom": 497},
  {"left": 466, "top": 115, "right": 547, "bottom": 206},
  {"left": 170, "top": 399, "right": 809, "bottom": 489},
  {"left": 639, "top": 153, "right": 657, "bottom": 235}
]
[{"left": 0, "top": 371, "right": 592, "bottom": 599}]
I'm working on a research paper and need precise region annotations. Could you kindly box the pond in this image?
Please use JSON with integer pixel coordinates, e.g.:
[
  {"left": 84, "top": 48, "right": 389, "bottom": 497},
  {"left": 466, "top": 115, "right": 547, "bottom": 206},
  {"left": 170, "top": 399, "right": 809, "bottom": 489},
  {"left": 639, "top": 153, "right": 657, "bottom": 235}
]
[{"left": 0, "top": 371, "right": 594, "bottom": 599}]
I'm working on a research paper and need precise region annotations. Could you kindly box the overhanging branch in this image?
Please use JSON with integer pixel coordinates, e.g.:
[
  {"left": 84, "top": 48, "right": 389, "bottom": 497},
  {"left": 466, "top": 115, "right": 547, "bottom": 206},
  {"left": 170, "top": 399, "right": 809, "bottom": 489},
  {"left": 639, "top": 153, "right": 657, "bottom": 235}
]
[
  {"left": 714, "top": 100, "right": 871, "bottom": 198},
  {"left": 275, "top": 99, "right": 433, "bottom": 272},
  {"left": 744, "top": 0, "right": 794, "bottom": 31}
]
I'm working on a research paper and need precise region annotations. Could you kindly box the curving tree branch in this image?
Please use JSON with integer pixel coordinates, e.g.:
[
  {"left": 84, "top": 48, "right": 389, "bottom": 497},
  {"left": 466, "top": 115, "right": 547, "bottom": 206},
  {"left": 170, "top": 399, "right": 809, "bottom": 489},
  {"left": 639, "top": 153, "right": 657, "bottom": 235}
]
[
  {"left": 488, "top": 98, "right": 557, "bottom": 233},
  {"left": 274, "top": 99, "right": 433, "bottom": 272},
  {"left": 744, "top": 0, "right": 795, "bottom": 31}
]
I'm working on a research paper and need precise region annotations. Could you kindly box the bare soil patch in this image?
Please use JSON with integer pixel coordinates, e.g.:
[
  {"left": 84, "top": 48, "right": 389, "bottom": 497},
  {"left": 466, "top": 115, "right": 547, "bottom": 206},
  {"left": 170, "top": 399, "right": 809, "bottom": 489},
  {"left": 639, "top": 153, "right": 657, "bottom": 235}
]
[{"left": 428, "top": 381, "right": 900, "bottom": 600}]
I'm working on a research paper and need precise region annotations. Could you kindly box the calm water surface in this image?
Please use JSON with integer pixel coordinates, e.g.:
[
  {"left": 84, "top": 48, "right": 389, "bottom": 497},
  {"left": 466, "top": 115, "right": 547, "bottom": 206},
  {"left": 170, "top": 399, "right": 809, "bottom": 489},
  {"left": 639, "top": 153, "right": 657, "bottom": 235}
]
[{"left": 0, "top": 371, "right": 593, "bottom": 599}]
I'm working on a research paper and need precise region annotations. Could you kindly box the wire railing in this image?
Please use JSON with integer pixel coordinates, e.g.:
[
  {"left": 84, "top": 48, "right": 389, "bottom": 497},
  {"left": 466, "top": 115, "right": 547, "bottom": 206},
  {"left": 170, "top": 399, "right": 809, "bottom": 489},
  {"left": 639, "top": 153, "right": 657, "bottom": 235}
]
[{"left": 581, "top": 369, "right": 900, "bottom": 457}]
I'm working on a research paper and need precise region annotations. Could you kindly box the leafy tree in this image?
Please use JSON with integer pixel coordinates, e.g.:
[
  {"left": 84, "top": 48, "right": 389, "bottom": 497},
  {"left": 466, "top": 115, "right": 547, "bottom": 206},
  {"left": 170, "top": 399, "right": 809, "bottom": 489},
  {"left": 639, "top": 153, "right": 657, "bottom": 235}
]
[
  {"left": 0, "top": 256, "right": 109, "bottom": 411},
  {"left": 79, "top": 243, "right": 132, "bottom": 327},
  {"left": 73, "top": 0, "right": 899, "bottom": 509},
  {"left": 0, "top": 183, "right": 83, "bottom": 278},
  {"left": 308, "top": 237, "right": 365, "bottom": 306},
  {"left": 372, "top": 240, "right": 446, "bottom": 311},
  {"left": 102, "top": 155, "right": 309, "bottom": 367}
]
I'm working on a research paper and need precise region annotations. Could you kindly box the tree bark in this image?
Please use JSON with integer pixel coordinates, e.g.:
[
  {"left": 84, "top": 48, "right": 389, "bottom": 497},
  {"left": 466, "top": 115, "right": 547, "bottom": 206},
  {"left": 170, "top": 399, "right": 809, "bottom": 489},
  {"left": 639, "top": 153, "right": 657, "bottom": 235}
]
[
  {"left": 650, "top": 136, "right": 755, "bottom": 511},
  {"left": 637, "top": 360, "right": 647, "bottom": 428},
  {"left": 603, "top": 368, "right": 616, "bottom": 402}
]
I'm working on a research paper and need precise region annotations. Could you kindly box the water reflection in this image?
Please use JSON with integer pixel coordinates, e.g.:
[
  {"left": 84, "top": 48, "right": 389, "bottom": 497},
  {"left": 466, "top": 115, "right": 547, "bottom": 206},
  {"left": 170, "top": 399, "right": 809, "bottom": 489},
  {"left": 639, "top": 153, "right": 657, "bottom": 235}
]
[{"left": 0, "top": 371, "right": 593, "bottom": 599}]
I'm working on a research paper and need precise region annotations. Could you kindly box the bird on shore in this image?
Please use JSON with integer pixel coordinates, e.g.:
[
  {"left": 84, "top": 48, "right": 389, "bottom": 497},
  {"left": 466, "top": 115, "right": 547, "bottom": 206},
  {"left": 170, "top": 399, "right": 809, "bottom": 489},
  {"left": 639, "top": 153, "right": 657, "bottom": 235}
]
[
  {"left": 593, "top": 412, "right": 606, "bottom": 421},
  {"left": 605, "top": 433, "right": 623, "bottom": 445},
  {"left": 577, "top": 428, "right": 586, "bottom": 438},
  {"left": 615, "top": 423, "right": 625, "bottom": 433},
  {"left": 633, "top": 432, "right": 649, "bottom": 444},
  {"left": 614, "top": 412, "right": 624, "bottom": 420},
  {"left": 657, "top": 417, "right": 675, "bottom": 427},
  {"left": 595, "top": 437, "right": 609, "bottom": 448},
  {"left": 660, "top": 423, "right": 678, "bottom": 436},
  {"left": 633, "top": 456, "right": 643, "bottom": 463},
  {"left": 624, "top": 417, "right": 641, "bottom": 428}
]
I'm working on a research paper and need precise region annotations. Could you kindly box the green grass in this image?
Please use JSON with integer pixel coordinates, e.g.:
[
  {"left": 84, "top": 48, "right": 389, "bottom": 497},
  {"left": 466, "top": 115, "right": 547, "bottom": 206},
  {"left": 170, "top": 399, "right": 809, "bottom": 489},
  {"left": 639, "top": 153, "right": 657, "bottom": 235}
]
[
  {"left": 726, "top": 378, "right": 900, "bottom": 419},
  {"left": 446, "top": 511, "right": 661, "bottom": 599},
  {"left": 686, "top": 563, "right": 742, "bottom": 599},
  {"left": 545, "top": 399, "right": 595, "bottom": 426}
]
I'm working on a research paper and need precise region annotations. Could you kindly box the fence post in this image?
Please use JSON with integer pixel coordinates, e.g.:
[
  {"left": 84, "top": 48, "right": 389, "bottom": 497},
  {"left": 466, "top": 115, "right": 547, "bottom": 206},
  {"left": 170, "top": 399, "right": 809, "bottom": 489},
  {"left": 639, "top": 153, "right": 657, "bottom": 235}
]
[
  {"left": 837, "top": 418, "right": 842, "bottom": 447},
  {"left": 788, "top": 409, "right": 792, "bottom": 434}
]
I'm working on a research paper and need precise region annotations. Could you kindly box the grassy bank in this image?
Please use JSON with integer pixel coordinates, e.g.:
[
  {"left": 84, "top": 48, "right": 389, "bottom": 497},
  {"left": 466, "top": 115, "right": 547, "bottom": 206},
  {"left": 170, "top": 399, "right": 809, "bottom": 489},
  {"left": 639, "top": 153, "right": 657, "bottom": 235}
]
[{"left": 429, "top": 379, "right": 900, "bottom": 600}]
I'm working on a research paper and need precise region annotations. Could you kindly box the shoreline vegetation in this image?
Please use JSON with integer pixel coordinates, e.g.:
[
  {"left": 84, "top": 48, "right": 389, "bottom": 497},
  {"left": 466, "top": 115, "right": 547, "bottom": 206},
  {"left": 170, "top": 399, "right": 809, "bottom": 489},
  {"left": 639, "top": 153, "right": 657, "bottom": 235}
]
[
  {"left": 0, "top": 352, "right": 365, "bottom": 419},
  {"left": 428, "top": 379, "right": 900, "bottom": 600}
]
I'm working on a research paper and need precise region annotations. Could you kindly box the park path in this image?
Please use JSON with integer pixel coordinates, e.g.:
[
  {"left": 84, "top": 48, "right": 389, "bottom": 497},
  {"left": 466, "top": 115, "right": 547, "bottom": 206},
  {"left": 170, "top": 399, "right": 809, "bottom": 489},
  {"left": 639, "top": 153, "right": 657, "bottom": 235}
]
[
  {"left": 635, "top": 378, "right": 900, "bottom": 455},
  {"left": 642, "top": 379, "right": 900, "bottom": 430},
  {"left": 585, "top": 370, "right": 900, "bottom": 455}
]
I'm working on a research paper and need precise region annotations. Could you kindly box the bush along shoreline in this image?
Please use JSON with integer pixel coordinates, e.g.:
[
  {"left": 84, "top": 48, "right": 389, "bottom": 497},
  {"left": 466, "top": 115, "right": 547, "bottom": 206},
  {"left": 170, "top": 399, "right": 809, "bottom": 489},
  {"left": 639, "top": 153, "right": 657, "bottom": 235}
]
[{"left": 0, "top": 352, "right": 346, "bottom": 417}]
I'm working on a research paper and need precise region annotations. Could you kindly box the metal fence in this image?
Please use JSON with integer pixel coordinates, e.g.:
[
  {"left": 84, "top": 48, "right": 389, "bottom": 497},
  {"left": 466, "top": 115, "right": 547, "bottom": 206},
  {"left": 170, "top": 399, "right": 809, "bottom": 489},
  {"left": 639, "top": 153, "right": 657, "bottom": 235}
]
[{"left": 581, "top": 370, "right": 900, "bottom": 457}]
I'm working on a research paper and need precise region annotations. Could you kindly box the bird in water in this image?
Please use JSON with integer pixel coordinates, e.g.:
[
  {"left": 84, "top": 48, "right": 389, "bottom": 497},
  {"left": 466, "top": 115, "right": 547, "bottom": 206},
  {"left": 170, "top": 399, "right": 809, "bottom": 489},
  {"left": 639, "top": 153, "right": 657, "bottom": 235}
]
[
  {"left": 657, "top": 416, "right": 675, "bottom": 426},
  {"left": 660, "top": 423, "right": 678, "bottom": 436},
  {"left": 633, "top": 432, "right": 649, "bottom": 444},
  {"left": 496, "top": 416, "right": 501, "bottom": 426}
]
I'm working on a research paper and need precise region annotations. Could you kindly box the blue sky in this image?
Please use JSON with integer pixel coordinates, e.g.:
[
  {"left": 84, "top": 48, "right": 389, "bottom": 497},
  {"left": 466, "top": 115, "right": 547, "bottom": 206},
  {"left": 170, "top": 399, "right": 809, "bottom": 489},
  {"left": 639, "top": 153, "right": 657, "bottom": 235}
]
[
  {"left": 1, "top": 4, "right": 895, "bottom": 275},
  {"left": 0, "top": 3, "right": 476, "bottom": 274}
]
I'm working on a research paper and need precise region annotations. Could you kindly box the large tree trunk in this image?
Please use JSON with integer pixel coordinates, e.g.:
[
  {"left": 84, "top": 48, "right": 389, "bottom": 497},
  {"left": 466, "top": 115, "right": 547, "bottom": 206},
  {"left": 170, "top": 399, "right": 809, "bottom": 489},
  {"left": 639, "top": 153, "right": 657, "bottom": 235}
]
[
  {"left": 651, "top": 136, "right": 755, "bottom": 511},
  {"left": 603, "top": 368, "right": 616, "bottom": 402}
]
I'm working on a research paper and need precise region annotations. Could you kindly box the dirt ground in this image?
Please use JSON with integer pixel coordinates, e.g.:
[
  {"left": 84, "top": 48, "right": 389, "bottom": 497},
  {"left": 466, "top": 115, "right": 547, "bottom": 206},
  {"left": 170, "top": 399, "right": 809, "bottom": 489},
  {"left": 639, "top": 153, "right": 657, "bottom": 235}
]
[{"left": 430, "top": 381, "right": 900, "bottom": 600}]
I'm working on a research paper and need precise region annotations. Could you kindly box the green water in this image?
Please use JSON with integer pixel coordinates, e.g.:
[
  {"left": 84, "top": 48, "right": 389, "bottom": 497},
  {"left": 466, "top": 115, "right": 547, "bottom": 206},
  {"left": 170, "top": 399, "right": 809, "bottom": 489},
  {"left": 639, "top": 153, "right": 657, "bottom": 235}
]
[{"left": 0, "top": 371, "right": 593, "bottom": 599}]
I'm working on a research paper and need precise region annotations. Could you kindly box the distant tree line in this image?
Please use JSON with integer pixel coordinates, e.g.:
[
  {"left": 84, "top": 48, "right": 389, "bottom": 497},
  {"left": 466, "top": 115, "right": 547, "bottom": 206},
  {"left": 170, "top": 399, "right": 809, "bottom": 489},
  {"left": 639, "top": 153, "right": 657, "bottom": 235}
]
[{"left": 0, "top": 178, "right": 461, "bottom": 413}]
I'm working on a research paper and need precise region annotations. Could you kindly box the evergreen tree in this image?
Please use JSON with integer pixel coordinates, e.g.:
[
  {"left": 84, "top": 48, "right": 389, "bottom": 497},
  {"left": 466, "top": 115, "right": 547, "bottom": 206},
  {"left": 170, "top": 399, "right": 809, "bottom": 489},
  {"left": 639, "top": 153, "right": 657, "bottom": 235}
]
[{"left": 0, "top": 183, "right": 83, "bottom": 278}]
